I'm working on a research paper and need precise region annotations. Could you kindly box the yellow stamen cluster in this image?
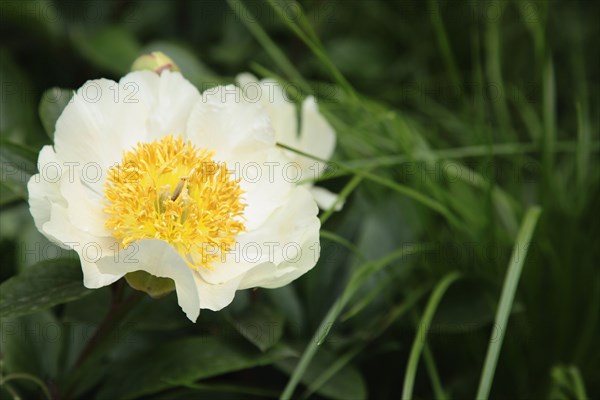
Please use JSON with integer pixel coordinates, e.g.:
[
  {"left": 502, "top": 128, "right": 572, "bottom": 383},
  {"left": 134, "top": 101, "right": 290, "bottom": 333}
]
[{"left": 104, "top": 135, "right": 246, "bottom": 269}]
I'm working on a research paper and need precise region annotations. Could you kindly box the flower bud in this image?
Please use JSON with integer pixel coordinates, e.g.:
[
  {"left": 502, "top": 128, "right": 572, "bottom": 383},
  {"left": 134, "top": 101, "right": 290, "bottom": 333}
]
[{"left": 131, "top": 51, "right": 180, "bottom": 74}]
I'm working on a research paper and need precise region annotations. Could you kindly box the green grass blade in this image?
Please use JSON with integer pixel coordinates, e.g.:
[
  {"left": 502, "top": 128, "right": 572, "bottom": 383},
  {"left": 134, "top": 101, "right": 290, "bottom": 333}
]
[
  {"left": 439, "top": 160, "right": 520, "bottom": 236},
  {"left": 281, "top": 246, "right": 419, "bottom": 400},
  {"left": 305, "top": 285, "right": 432, "bottom": 399},
  {"left": 226, "top": 0, "right": 311, "bottom": 93},
  {"left": 320, "top": 230, "right": 366, "bottom": 262},
  {"left": 265, "top": 0, "right": 357, "bottom": 100},
  {"left": 338, "top": 141, "right": 599, "bottom": 172},
  {"left": 428, "top": 0, "right": 462, "bottom": 91},
  {"left": 542, "top": 56, "right": 556, "bottom": 180},
  {"left": 341, "top": 277, "right": 393, "bottom": 321},
  {"left": 319, "top": 174, "right": 363, "bottom": 225},
  {"left": 569, "top": 366, "right": 589, "bottom": 400},
  {"left": 401, "top": 272, "right": 461, "bottom": 400},
  {"left": 475, "top": 206, "right": 542, "bottom": 400},
  {"left": 301, "top": 345, "right": 364, "bottom": 399},
  {"left": 485, "top": 0, "right": 513, "bottom": 140},
  {"left": 277, "top": 143, "right": 462, "bottom": 229},
  {"left": 423, "top": 343, "right": 447, "bottom": 400},
  {"left": 575, "top": 102, "right": 591, "bottom": 202}
]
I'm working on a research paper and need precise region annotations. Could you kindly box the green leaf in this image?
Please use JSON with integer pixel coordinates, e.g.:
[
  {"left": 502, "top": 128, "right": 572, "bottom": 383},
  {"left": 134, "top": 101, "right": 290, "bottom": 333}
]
[
  {"left": 226, "top": 301, "right": 284, "bottom": 351},
  {"left": 71, "top": 26, "right": 142, "bottom": 75},
  {"left": 277, "top": 347, "right": 367, "bottom": 400},
  {"left": 0, "top": 311, "right": 61, "bottom": 380},
  {"left": 1, "top": 312, "right": 59, "bottom": 400},
  {"left": 165, "top": 381, "right": 279, "bottom": 398},
  {"left": 0, "top": 139, "right": 40, "bottom": 198},
  {"left": 38, "top": 88, "right": 73, "bottom": 140},
  {"left": 0, "top": 258, "right": 92, "bottom": 318},
  {"left": 97, "top": 337, "right": 292, "bottom": 399},
  {"left": 0, "top": 139, "right": 38, "bottom": 163},
  {"left": 0, "top": 49, "right": 37, "bottom": 141},
  {"left": 0, "top": 0, "right": 62, "bottom": 42},
  {"left": 0, "top": 180, "right": 21, "bottom": 206},
  {"left": 266, "top": 285, "right": 305, "bottom": 338}
]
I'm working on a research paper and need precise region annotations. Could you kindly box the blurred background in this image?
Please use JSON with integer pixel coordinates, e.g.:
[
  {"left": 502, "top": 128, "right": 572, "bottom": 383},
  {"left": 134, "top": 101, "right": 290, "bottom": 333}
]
[{"left": 1, "top": 0, "right": 599, "bottom": 399}]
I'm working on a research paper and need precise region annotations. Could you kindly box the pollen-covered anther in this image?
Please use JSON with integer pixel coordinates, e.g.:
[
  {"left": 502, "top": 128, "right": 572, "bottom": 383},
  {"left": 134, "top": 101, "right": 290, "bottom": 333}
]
[{"left": 103, "top": 135, "right": 246, "bottom": 269}]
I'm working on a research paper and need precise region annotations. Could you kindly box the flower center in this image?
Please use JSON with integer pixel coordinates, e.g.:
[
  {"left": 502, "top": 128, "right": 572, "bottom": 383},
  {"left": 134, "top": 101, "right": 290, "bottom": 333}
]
[{"left": 104, "top": 135, "right": 246, "bottom": 269}]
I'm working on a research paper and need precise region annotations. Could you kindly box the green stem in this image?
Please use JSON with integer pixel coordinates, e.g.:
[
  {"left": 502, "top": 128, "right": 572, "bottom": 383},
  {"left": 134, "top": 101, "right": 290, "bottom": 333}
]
[
  {"left": 64, "top": 285, "right": 144, "bottom": 399},
  {"left": 73, "top": 288, "right": 141, "bottom": 369}
]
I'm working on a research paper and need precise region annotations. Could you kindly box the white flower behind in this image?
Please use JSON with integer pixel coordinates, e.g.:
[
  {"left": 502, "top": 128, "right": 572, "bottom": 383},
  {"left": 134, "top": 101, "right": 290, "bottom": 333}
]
[
  {"left": 237, "top": 73, "right": 343, "bottom": 211},
  {"left": 28, "top": 70, "right": 321, "bottom": 321}
]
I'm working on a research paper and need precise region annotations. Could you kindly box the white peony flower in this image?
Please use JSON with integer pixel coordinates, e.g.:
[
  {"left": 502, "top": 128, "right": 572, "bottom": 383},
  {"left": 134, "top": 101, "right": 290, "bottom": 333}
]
[
  {"left": 236, "top": 73, "right": 343, "bottom": 211},
  {"left": 28, "top": 70, "right": 321, "bottom": 321}
]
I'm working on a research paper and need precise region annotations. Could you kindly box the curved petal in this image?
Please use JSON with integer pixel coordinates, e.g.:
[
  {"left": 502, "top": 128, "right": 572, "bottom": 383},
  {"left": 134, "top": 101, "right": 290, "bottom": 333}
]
[
  {"left": 238, "top": 188, "right": 320, "bottom": 289},
  {"left": 28, "top": 145, "right": 66, "bottom": 233},
  {"left": 59, "top": 167, "right": 112, "bottom": 238},
  {"left": 96, "top": 239, "right": 201, "bottom": 321},
  {"left": 186, "top": 85, "right": 275, "bottom": 164},
  {"left": 81, "top": 258, "right": 123, "bottom": 288},
  {"left": 309, "top": 186, "right": 344, "bottom": 211},
  {"left": 298, "top": 96, "right": 336, "bottom": 162},
  {"left": 236, "top": 147, "right": 294, "bottom": 230},
  {"left": 29, "top": 145, "right": 122, "bottom": 288},
  {"left": 54, "top": 71, "right": 200, "bottom": 174},
  {"left": 237, "top": 73, "right": 299, "bottom": 148},
  {"left": 192, "top": 273, "right": 244, "bottom": 311},
  {"left": 121, "top": 70, "right": 201, "bottom": 141},
  {"left": 197, "top": 186, "right": 319, "bottom": 286},
  {"left": 42, "top": 203, "right": 122, "bottom": 288},
  {"left": 238, "top": 221, "right": 320, "bottom": 289},
  {"left": 30, "top": 145, "right": 114, "bottom": 245}
]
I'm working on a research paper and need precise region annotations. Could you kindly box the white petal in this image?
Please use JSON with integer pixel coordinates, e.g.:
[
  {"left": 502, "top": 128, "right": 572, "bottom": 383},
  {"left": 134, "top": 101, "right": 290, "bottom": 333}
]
[
  {"left": 236, "top": 147, "right": 294, "bottom": 230},
  {"left": 28, "top": 146, "right": 66, "bottom": 232},
  {"left": 238, "top": 191, "right": 321, "bottom": 289},
  {"left": 236, "top": 73, "right": 299, "bottom": 148},
  {"left": 309, "top": 186, "right": 344, "bottom": 211},
  {"left": 198, "top": 186, "right": 319, "bottom": 287},
  {"left": 298, "top": 96, "right": 336, "bottom": 162},
  {"left": 54, "top": 71, "right": 200, "bottom": 173},
  {"left": 59, "top": 168, "right": 112, "bottom": 237},
  {"left": 29, "top": 146, "right": 122, "bottom": 288},
  {"left": 42, "top": 203, "right": 122, "bottom": 288},
  {"left": 80, "top": 258, "right": 123, "bottom": 288},
  {"left": 235, "top": 72, "right": 259, "bottom": 88},
  {"left": 186, "top": 85, "right": 275, "bottom": 163},
  {"left": 192, "top": 273, "right": 244, "bottom": 311},
  {"left": 54, "top": 78, "right": 147, "bottom": 170},
  {"left": 237, "top": 232, "right": 319, "bottom": 289},
  {"left": 96, "top": 239, "right": 201, "bottom": 321},
  {"left": 121, "top": 70, "right": 201, "bottom": 141}
]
